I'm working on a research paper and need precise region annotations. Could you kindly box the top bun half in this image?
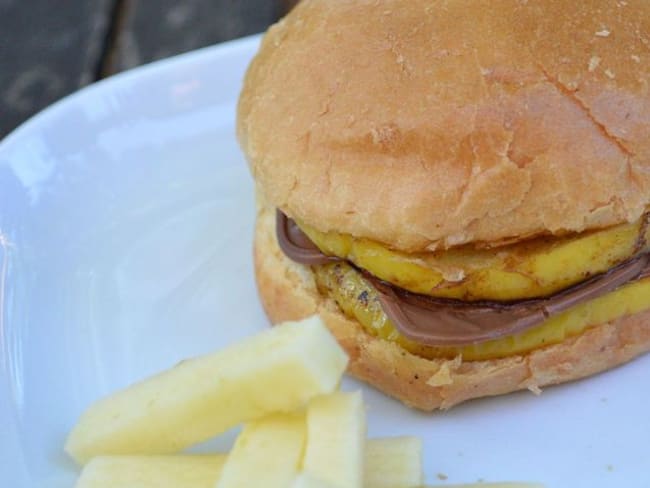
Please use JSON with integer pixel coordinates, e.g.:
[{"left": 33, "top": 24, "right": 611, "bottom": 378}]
[{"left": 237, "top": 0, "right": 650, "bottom": 252}]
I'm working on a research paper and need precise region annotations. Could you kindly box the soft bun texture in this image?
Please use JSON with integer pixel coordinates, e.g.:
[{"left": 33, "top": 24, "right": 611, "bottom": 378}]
[
  {"left": 254, "top": 205, "right": 650, "bottom": 409},
  {"left": 239, "top": 0, "right": 650, "bottom": 252}
]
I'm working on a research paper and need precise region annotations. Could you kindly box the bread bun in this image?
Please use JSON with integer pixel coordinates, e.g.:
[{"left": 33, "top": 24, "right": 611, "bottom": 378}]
[
  {"left": 239, "top": 0, "right": 650, "bottom": 251},
  {"left": 254, "top": 205, "right": 650, "bottom": 409}
]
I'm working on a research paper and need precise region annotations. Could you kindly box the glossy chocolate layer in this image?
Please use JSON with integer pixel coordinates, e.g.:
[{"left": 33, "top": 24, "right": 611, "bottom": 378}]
[
  {"left": 276, "top": 210, "right": 340, "bottom": 265},
  {"left": 276, "top": 211, "right": 650, "bottom": 346}
]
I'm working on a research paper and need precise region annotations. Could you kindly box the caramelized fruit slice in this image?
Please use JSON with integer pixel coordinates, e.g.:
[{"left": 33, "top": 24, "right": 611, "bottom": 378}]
[
  {"left": 301, "top": 217, "right": 648, "bottom": 301},
  {"left": 313, "top": 262, "right": 650, "bottom": 361}
]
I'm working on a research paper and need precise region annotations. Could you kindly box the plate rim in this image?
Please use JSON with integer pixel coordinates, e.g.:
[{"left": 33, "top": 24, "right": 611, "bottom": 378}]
[{"left": 0, "top": 34, "right": 262, "bottom": 157}]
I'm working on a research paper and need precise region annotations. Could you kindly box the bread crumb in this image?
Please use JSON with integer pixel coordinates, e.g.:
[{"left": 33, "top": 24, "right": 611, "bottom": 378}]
[
  {"left": 605, "top": 69, "right": 616, "bottom": 79},
  {"left": 631, "top": 54, "right": 641, "bottom": 63},
  {"left": 450, "top": 354, "right": 462, "bottom": 368},
  {"left": 427, "top": 364, "right": 453, "bottom": 387},
  {"left": 370, "top": 124, "right": 399, "bottom": 146},
  {"left": 595, "top": 29, "right": 611, "bottom": 37},
  {"left": 427, "top": 356, "right": 461, "bottom": 387},
  {"left": 588, "top": 56, "right": 601, "bottom": 72},
  {"left": 528, "top": 384, "right": 543, "bottom": 395},
  {"left": 437, "top": 473, "right": 448, "bottom": 481},
  {"left": 441, "top": 267, "right": 466, "bottom": 282}
]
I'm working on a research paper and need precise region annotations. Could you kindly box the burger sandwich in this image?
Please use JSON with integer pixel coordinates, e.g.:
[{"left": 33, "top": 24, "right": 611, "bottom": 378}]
[{"left": 237, "top": 0, "right": 650, "bottom": 410}]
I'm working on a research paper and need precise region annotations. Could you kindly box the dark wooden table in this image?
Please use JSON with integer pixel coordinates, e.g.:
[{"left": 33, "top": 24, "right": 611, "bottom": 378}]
[{"left": 0, "top": 0, "right": 297, "bottom": 139}]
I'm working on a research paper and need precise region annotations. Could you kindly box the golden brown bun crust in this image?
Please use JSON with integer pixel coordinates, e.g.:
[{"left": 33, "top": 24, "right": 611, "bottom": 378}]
[
  {"left": 254, "top": 205, "right": 650, "bottom": 410},
  {"left": 239, "top": 0, "right": 650, "bottom": 251}
]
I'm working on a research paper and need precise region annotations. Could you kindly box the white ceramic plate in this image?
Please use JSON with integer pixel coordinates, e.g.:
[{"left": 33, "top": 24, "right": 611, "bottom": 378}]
[{"left": 1, "top": 35, "right": 649, "bottom": 488}]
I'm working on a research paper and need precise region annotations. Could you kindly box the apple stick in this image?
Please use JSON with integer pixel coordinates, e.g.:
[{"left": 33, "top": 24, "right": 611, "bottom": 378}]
[
  {"left": 302, "top": 391, "right": 366, "bottom": 488},
  {"left": 291, "top": 473, "right": 339, "bottom": 488},
  {"left": 74, "top": 455, "right": 226, "bottom": 488},
  {"left": 216, "top": 412, "right": 305, "bottom": 488},
  {"left": 66, "top": 316, "right": 348, "bottom": 464},
  {"left": 72, "top": 437, "right": 422, "bottom": 488},
  {"left": 364, "top": 436, "right": 422, "bottom": 488}
]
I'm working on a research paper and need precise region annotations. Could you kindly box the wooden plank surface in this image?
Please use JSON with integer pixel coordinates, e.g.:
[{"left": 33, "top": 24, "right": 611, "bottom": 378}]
[
  {"left": 1, "top": 0, "right": 292, "bottom": 139},
  {"left": 103, "top": 0, "right": 284, "bottom": 75},
  {"left": 0, "top": 0, "right": 113, "bottom": 137}
]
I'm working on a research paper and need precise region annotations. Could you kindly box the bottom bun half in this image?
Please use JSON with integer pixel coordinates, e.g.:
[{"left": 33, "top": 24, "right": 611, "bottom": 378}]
[{"left": 253, "top": 206, "right": 650, "bottom": 410}]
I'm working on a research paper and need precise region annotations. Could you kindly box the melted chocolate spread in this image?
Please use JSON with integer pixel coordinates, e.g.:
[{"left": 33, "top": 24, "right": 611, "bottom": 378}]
[{"left": 276, "top": 211, "right": 650, "bottom": 346}]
